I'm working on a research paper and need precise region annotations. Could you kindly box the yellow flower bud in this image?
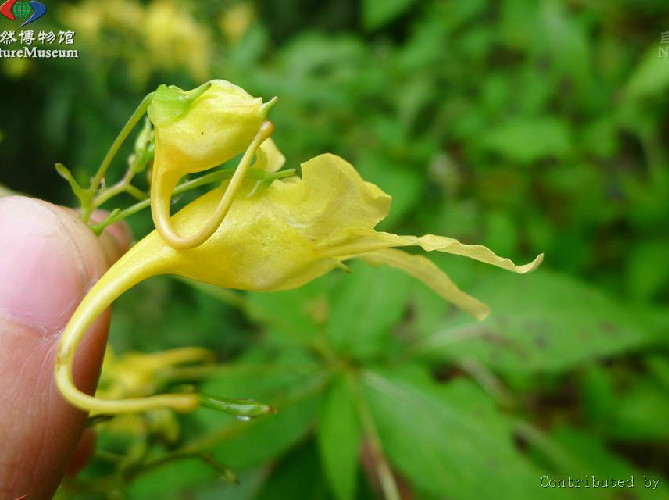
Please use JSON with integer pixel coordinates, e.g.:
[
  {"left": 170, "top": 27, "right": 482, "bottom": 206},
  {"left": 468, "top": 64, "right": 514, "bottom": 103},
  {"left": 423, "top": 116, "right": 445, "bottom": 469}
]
[
  {"left": 148, "top": 80, "right": 272, "bottom": 174},
  {"left": 147, "top": 80, "right": 277, "bottom": 249},
  {"left": 56, "top": 153, "right": 542, "bottom": 415}
]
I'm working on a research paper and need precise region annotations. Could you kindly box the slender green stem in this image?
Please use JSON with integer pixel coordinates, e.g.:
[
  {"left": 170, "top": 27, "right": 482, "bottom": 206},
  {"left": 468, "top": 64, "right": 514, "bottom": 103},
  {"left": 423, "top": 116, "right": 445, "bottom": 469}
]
[
  {"left": 89, "top": 167, "right": 296, "bottom": 235},
  {"left": 93, "top": 170, "right": 145, "bottom": 206},
  {"left": 513, "top": 421, "right": 583, "bottom": 473},
  {"left": 88, "top": 169, "right": 235, "bottom": 234},
  {"left": 347, "top": 371, "right": 401, "bottom": 500},
  {"left": 179, "top": 372, "right": 328, "bottom": 454},
  {"left": 457, "top": 357, "right": 516, "bottom": 409},
  {"left": 124, "top": 452, "right": 237, "bottom": 484},
  {"left": 82, "top": 92, "right": 154, "bottom": 222},
  {"left": 164, "top": 362, "right": 317, "bottom": 380},
  {"left": 124, "top": 184, "right": 149, "bottom": 201}
]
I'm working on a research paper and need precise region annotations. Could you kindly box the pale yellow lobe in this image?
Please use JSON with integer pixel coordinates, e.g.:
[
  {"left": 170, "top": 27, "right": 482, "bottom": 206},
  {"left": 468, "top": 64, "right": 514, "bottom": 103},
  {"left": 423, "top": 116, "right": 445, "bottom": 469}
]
[
  {"left": 266, "top": 154, "right": 390, "bottom": 245},
  {"left": 255, "top": 139, "right": 286, "bottom": 173},
  {"left": 359, "top": 249, "right": 491, "bottom": 321}
]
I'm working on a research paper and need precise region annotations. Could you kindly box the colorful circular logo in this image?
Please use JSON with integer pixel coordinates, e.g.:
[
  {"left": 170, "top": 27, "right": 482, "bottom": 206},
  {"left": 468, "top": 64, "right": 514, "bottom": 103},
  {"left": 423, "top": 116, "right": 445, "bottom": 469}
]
[
  {"left": 1, "top": 0, "right": 47, "bottom": 26},
  {"left": 10, "top": 1, "right": 32, "bottom": 20}
]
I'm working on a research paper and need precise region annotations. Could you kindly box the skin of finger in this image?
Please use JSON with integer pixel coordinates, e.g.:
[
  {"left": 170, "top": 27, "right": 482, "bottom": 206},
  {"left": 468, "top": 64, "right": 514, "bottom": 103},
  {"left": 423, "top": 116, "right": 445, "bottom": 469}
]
[
  {"left": 0, "top": 197, "right": 131, "bottom": 499},
  {"left": 66, "top": 428, "right": 97, "bottom": 477}
]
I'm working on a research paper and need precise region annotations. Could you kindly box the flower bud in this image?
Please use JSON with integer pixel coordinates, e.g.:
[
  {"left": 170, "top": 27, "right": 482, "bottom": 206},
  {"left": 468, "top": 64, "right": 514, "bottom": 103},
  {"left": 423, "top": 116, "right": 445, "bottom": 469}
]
[
  {"left": 147, "top": 80, "right": 277, "bottom": 249},
  {"left": 148, "top": 80, "right": 274, "bottom": 176}
]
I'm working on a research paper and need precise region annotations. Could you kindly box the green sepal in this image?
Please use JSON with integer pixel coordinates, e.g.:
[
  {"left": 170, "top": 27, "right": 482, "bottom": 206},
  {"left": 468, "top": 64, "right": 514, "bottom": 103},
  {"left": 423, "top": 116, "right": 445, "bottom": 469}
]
[
  {"left": 129, "top": 117, "right": 155, "bottom": 174},
  {"left": 148, "top": 82, "right": 212, "bottom": 127},
  {"left": 243, "top": 168, "right": 297, "bottom": 197},
  {"left": 55, "top": 163, "right": 89, "bottom": 206}
]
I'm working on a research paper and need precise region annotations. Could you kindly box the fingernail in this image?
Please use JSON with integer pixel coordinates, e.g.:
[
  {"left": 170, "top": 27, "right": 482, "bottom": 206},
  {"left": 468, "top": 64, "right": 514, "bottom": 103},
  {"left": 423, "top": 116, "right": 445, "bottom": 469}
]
[{"left": 0, "top": 197, "right": 95, "bottom": 331}]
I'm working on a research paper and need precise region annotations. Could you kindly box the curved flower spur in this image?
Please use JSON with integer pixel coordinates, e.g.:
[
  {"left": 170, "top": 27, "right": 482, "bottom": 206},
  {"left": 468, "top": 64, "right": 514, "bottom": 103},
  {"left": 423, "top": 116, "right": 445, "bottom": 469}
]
[
  {"left": 55, "top": 81, "right": 543, "bottom": 415},
  {"left": 148, "top": 81, "right": 278, "bottom": 249}
]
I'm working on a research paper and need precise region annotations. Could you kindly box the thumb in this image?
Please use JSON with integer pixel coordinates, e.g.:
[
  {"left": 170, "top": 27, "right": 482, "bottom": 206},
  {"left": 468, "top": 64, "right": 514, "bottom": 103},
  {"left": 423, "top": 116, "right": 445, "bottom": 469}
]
[{"left": 0, "top": 196, "right": 131, "bottom": 499}]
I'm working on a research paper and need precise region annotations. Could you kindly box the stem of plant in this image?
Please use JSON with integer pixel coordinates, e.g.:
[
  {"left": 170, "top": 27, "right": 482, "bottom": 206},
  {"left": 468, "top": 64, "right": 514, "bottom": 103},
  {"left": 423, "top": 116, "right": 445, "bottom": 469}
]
[
  {"left": 457, "top": 357, "right": 516, "bottom": 410},
  {"left": 81, "top": 92, "right": 155, "bottom": 223},
  {"left": 347, "top": 371, "right": 401, "bottom": 500},
  {"left": 89, "top": 167, "right": 296, "bottom": 235}
]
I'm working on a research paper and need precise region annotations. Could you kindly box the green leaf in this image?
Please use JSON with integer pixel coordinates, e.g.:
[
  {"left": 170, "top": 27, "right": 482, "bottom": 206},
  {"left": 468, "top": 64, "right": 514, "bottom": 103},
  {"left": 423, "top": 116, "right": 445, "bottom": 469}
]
[
  {"left": 605, "top": 378, "right": 669, "bottom": 441},
  {"left": 255, "top": 440, "right": 334, "bottom": 500},
  {"left": 415, "top": 271, "right": 658, "bottom": 373},
  {"left": 356, "top": 151, "right": 423, "bottom": 228},
  {"left": 328, "top": 261, "right": 413, "bottom": 360},
  {"left": 210, "top": 393, "right": 321, "bottom": 469},
  {"left": 188, "top": 356, "right": 326, "bottom": 469},
  {"left": 128, "top": 457, "right": 218, "bottom": 498},
  {"left": 539, "top": 0, "right": 592, "bottom": 95},
  {"left": 362, "top": 367, "right": 575, "bottom": 500},
  {"left": 482, "top": 210, "right": 518, "bottom": 258},
  {"left": 646, "top": 355, "right": 669, "bottom": 391},
  {"left": 626, "top": 240, "right": 669, "bottom": 301},
  {"left": 363, "top": 0, "right": 416, "bottom": 31},
  {"left": 317, "top": 375, "right": 361, "bottom": 500},
  {"left": 246, "top": 273, "right": 338, "bottom": 345},
  {"left": 543, "top": 426, "right": 669, "bottom": 500},
  {"left": 498, "top": 0, "right": 540, "bottom": 50},
  {"left": 483, "top": 117, "right": 573, "bottom": 164},
  {"left": 624, "top": 48, "right": 669, "bottom": 101},
  {"left": 579, "top": 364, "right": 615, "bottom": 426}
]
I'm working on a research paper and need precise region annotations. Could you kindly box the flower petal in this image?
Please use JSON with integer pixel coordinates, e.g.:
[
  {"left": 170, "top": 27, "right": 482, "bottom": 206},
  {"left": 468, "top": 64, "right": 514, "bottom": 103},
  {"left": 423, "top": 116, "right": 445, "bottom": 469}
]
[
  {"left": 357, "top": 249, "right": 490, "bottom": 320},
  {"left": 254, "top": 138, "right": 285, "bottom": 173},
  {"left": 326, "top": 230, "right": 543, "bottom": 274},
  {"left": 267, "top": 153, "right": 391, "bottom": 243}
]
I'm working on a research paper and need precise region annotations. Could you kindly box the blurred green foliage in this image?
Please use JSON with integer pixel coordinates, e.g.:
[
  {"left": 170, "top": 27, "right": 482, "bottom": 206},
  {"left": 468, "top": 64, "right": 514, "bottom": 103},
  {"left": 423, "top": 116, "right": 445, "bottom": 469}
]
[{"left": 1, "top": 0, "right": 668, "bottom": 499}]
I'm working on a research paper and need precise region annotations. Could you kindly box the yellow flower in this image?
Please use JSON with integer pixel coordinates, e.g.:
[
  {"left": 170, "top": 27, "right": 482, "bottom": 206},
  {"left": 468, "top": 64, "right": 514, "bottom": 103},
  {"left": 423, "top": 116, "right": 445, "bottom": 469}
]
[
  {"left": 144, "top": 0, "right": 212, "bottom": 81},
  {"left": 151, "top": 154, "right": 542, "bottom": 306},
  {"left": 218, "top": 2, "right": 256, "bottom": 44},
  {"left": 59, "top": 0, "right": 211, "bottom": 84},
  {"left": 56, "top": 152, "right": 542, "bottom": 415},
  {"left": 97, "top": 347, "right": 214, "bottom": 401},
  {"left": 61, "top": 0, "right": 143, "bottom": 38},
  {"left": 91, "top": 347, "right": 212, "bottom": 443}
]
